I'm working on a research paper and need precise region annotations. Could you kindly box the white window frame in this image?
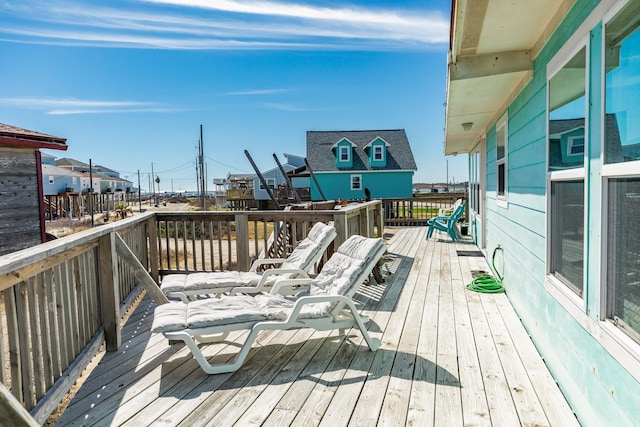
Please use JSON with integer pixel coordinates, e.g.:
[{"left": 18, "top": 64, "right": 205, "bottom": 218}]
[
  {"left": 542, "top": 0, "right": 640, "bottom": 383},
  {"left": 260, "top": 178, "right": 275, "bottom": 190},
  {"left": 373, "top": 145, "right": 384, "bottom": 161},
  {"left": 545, "top": 36, "right": 589, "bottom": 312},
  {"left": 339, "top": 146, "right": 350, "bottom": 162},
  {"left": 496, "top": 113, "right": 508, "bottom": 208},
  {"left": 49, "top": 176, "right": 54, "bottom": 184},
  {"left": 350, "top": 174, "right": 362, "bottom": 190}
]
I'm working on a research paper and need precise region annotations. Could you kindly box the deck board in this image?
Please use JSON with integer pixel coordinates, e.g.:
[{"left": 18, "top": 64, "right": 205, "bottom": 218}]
[{"left": 55, "top": 227, "right": 578, "bottom": 426}]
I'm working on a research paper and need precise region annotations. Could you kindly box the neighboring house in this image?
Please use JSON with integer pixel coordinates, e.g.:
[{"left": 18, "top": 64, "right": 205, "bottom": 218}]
[
  {"left": 224, "top": 173, "right": 256, "bottom": 209},
  {"left": 306, "top": 130, "right": 417, "bottom": 201},
  {"left": 56, "top": 157, "right": 133, "bottom": 193},
  {"left": 0, "top": 123, "right": 67, "bottom": 255},
  {"left": 445, "top": 1, "right": 640, "bottom": 426},
  {"left": 252, "top": 153, "right": 309, "bottom": 207},
  {"left": 41, "top": 164, "right": 85, "bottom": 195}
]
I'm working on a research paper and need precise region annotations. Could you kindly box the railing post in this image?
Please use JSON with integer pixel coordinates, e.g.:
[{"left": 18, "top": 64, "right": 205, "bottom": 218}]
[
  {"left": 98, "top": 232, "right": 121, "bottom": 351},
  {"left": 235, "top": 214, "right": 250, "bottom": 271},
  {"left": 359, "top": 205, "right": 370, "bottom": 237},
  {"left": 371, "top": 202, "right": 382, "bottom": 237},
  {"left": 146, "top": 215, "right": 159, "bottom": 282},
  {"left": 333, "top": 210, "right": 347, "bottom": 247}
]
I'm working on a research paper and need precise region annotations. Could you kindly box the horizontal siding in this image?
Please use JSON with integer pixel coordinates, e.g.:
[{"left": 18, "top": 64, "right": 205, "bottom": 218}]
[
  {"left": 479, "top": 1, "right": 640, "bottom": 425},
  {"left": 0, "top": 149, "right": 41, "bottom": 256}
]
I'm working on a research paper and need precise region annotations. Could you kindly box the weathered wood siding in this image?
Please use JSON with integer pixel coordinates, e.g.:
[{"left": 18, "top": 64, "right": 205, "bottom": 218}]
[
  {"left": 0, "top": 148, "right": 42, "bottom": 255},
  {"left": 479, "top": 1, "right": 640, "bottom": 426}
]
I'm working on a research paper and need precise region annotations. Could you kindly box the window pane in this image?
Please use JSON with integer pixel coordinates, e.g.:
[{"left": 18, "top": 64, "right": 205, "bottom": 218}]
[
  {"left": 550, "top": 180, "right": 584, "bottom": 295},
  {"left": 497, "top": 163, "right": 505, "bottom": 196},
  {"left": 607, "top": 178, "right": 640, "bottom": 342},
  {"left": 605, "top": 4, "right": 640, "bottom": 164},
  {"left": 549, "top": 47, "right": 586, "bottom": 170}
]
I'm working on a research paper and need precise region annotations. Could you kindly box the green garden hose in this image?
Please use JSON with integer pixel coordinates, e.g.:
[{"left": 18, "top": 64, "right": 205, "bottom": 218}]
[{"left": 466, "top": 246, "right": 505, "bottom": 293}]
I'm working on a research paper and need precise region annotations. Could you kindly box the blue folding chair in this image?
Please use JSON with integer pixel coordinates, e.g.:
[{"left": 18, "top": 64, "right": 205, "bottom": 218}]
[{"left": 426, "top": 201, "right": 466, "bottom": 242}]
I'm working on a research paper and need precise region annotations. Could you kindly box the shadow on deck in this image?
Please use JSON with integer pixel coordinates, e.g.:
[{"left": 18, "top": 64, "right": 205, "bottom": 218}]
[{"left": 54, "top": 227, "right": 578, "bottom": 427}]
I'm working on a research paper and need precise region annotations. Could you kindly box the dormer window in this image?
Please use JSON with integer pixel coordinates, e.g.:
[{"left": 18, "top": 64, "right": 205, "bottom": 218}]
[
  {"left": 373, "top": 145, "right": 383, "bottom": 161},
  {"left": 331, "top": 138, "right": 356, "bottom": 168},
  {"left": 339, "top": 146, "right": 350, "bottom": 162},
  {"left": 364, "top": 137, "right": 390, "bottom": 167}
]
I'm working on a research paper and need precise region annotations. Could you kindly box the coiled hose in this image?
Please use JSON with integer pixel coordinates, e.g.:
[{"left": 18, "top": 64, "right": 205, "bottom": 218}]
[{"left": 466, "top": 246, "right": 505, "bottom": 293}]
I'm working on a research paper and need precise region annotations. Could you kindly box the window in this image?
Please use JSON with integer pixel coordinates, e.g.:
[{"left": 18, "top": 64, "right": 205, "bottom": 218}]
[
  {"left": 496, "top": 115, "right": 507, "bottom": 202},
  {"left": 260, "top": 178, "right": 275, "bottom": 190},
  {"left": 604, "top": 2, "right": 640, "bottom": 344},
  {"left": 604, "top": 1, "right": 640, "bottom": 165},
  {"left": 547, "top": 42, "right": 586, "bottom": 297},
  {"left": 373, "top": 145, "right": 383, "bottom": 161},
  {"left": 568, "top": 136, "right": 585, "bottom": 156},
  {"left": 470, "top": 147, "right": 480, "bottom": 213},
  {"left": 350, "top": 174, "right": 361, "bottom": 190},
  {"left": 340, "top": 146, "right": 350, "bottom": 162},
  {"left": 607, "top": 178, "right": 640, "bottom": 343},
  {"left": 550, "top": 180, "right": 584, "bottom": 295},
  {"left": 49, "top": 176, "right": 54, "bottom": 184}
]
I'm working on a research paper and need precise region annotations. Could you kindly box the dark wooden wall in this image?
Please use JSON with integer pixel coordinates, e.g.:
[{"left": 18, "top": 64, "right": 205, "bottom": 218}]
[{"left": 0, "top": 148, "right": 41, "bottom": 256}]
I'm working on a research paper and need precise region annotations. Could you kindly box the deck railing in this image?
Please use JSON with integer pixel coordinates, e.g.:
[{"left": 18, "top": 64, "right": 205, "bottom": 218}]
[
  {"left": 0, "top": 200, "right": 382, "bottom": 424},
  {"left": 382, "top": 192, "right": 467, "bottom": 226}
]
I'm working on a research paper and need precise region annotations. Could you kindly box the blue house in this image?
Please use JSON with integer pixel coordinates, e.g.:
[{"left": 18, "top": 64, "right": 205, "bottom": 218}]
[
  {"left": 306, "top": 130, "right": 417, "bottom": 201},
  {"left": 252, "top": 153, "right": 308, "bottom": 208},
  {"left": 445, "top": 1, "right": 640, "bottom": 426}
]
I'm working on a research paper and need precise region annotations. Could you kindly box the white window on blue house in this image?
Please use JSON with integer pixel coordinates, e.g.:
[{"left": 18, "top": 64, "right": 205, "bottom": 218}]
[
  {"left": 350, "top": 174, "right": 361, "bottom": 190},
  {"left": 373, "top": 145, "right": 383, "bottom": 161},
  {"left": 340, "top": 146, "right": 350, "bottom": 162},
  {"left": 603, "top": 3, "right": 640, "bottom": 344},
  {"left": 260, "top": 178, "right": 275, "bottom": 190},
  {"left": 49, "top": 176, "right": 54, "bottom": 184},
  {"left": 496, "top": 114, "right": 508, "bottom": 206},
  {"left": 547, "top": 42, "right": 586, "bottom": 299}
]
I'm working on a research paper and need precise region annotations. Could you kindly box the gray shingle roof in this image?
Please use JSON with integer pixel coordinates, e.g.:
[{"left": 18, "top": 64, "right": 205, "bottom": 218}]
[{"left": 306, "top": 129, "right": 417, "bottom": 172}]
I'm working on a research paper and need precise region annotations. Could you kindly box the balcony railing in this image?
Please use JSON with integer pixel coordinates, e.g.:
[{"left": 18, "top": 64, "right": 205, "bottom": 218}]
[
  {"left": 226, "top": 188, "right": 254, "bottom": 200},
  {"left": 0, "top": 201, "right": 383, "bottom": 424},
  {"left": 382, "top": 191, "right": 467, "bottom": 226}
]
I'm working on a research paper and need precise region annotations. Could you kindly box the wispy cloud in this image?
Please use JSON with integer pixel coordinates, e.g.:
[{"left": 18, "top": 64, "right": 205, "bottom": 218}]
[
  {"left": 259, "top": 102, "right": 320, "bottom": 112},
  {"left": 225, "top": 88, "right": 293, "bottom": 96},
  {"left": 0, "top": 96, "right": 176, "bottom": 115},
  {"left": 0, "top": 0, "right": 448, "bottom": 50}
]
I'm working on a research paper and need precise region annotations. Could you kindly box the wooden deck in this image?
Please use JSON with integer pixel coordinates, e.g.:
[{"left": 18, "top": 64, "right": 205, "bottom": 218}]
[{"left": 54, "top": 227, "right": 579, "bottom": 426}]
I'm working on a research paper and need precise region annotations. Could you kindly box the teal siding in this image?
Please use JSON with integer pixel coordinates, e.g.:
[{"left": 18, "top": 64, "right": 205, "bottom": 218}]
[
  {"left": 310, "top": 171, "right": 413, "bottom": 200},
  {"left": 477, "top": 1, "right": 640, "bottom": 426}
]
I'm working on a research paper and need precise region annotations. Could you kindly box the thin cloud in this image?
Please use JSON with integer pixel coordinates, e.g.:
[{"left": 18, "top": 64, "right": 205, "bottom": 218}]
[
  {"left": 226, "top": 88, "right": 293, "bottom": 96},
  {"left": 0, "top": 1, "right": 448, "bottom": 50},
  {"left": 0, "top": 96, "right": 175, "bottom": 115}
]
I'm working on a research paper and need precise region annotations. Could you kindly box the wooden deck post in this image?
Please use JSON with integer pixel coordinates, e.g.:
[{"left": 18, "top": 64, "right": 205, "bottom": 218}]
[
  {"left": 98, "top": 232, "right": 121, "bottom": 351},
  {"left": 235, "top": 214, "right": 250, "bottom": 271},
  {"left": 333, "top": 211, "right": 347, "bottom": 247},
  {"left": 146, "top": 215, "right": 159, "bottom": 282}
]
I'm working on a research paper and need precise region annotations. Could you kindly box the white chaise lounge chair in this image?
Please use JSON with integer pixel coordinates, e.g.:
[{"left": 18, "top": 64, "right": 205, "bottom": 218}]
[
  {"left": 160, "top": 222, "right": 337, "bottom": 302},
  {"left": 151, "top": 234, "right": 386, "bottom": 374}
]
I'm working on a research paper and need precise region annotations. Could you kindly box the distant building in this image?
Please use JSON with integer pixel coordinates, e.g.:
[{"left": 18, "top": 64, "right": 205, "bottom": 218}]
[
  {"left": 252, "top": 153, "right": 309, "bottom": 208},
  {"left": 0, "top": 123, "right": 67, "bottom": 255},
  {"left": 306, "top": 130, "right": 417, "bottom": 200}
]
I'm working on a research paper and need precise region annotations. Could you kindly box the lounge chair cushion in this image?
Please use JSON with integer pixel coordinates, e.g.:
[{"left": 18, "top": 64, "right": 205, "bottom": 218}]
[
  {"left": 159, "top": 222, "right": 336, "bottom": 294},
  {"left": 152, "top": 293, "right": 326, "bottom": 333}
]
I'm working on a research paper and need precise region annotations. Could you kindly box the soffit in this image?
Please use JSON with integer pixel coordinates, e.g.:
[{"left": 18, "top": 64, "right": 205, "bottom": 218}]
[{"left": 445, "top": 0, "right": 575, "bottom": 155}]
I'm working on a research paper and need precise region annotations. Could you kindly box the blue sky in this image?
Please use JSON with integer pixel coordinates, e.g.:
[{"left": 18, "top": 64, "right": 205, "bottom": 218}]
[{"left": 0, "top": 0, "right": 467, "bottom": 192}]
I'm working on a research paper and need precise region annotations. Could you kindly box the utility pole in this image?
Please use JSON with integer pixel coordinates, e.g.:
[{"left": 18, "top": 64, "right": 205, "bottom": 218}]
[
  {"left": 199, "top": 124, "right": 206, "bottom": 211},
  {"left": 151, "top": 162, "right": 156, "bottom": 206},
  {"left": 137, "top": 170, "right": 142, "bottom": 212},
  {"left": 89, "top": 159, "right": 94, "bottom": 226}
]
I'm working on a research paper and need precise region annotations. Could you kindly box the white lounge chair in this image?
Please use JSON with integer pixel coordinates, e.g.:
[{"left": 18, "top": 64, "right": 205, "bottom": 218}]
[
  {"left": 151, "top": 234, "right": 386, "bottom": 374},
  {"left": 160, "top": 222, "right": 337, "bottom": 302}
]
